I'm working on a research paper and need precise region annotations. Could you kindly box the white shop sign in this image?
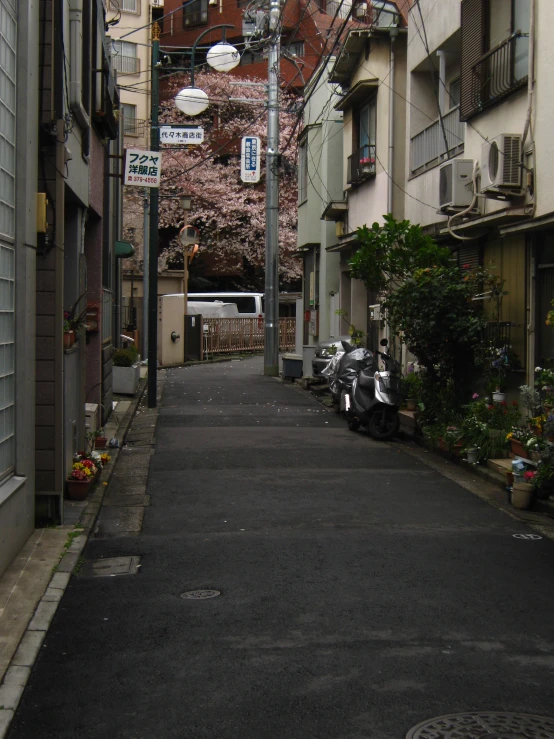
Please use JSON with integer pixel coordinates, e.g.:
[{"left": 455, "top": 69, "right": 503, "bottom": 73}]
[{"left": 124, "top": 149, "right": 161, "bottom": 188}]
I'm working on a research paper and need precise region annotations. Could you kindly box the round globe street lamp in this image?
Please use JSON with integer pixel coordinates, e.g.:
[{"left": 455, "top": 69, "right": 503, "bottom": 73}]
[
  {"left": 174, "top": 25, "right": 239, "bottom": 117},
  {"left": 148, "top": 24, "right": 238, "bottom": 408}
]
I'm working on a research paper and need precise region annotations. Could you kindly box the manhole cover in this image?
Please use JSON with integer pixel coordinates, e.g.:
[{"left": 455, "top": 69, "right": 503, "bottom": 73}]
[
  {"left": 406, "top": 712, "right": 554, "bottom": 738},
  {"left": 80, "top": 556, "right": 141, "bottom": 578},
  {"left": 180, "top": 590, "right": 221, "bottom": 600}
]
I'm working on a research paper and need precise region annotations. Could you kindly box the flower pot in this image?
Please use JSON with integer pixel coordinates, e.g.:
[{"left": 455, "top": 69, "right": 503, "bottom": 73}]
[
  {"left": 63, "top": 330, "right": 75, "bottom": 349},
  {"left": 530, "top": 450, "right": 542, "bottom": 462},
  {"left": 406, "top": 398, "right": 417, "bottom": 411},
  {"left": 467, "top": 449, "right": 479, "bottom": 464},
  {"left": 510, "top": 481, "right": 534, "bottom": 510},
  {"left": 66, "top": 479, "right": 92, "bottom": 501},
  {"left": 95, "top": 437, "right": 108, "bottom": 450},
  {"left": 510, "top": 439, "right": 526, "bottom": 458},
  {"left": 492, "top": 391, "right": 506, "bottom": 403}
]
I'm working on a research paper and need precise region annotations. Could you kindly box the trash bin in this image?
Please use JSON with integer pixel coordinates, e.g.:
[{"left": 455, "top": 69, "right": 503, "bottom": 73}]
[{"left": 282, "top": 353, "right": 303, "bottom": 380}]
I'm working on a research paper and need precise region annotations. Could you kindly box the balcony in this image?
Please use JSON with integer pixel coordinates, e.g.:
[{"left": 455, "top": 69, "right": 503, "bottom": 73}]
[
  {"left": 410, "top": 106, "right": 465, "bottom": 175},
  {"left": 123, "top": 118, "right": 149, "bottom": 138},
  {"left": 112, "top": 54, "right": 140, "bottom": 75},
  {"left": 347, "top": 145, "right": 376, "bottom": 185},
  {"left": 464, "top": 32, "right": 528, "bottom": 120}
]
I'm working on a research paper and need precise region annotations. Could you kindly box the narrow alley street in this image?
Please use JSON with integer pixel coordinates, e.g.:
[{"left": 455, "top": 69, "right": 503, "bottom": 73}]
[{"left": 8, "top": 357, "right": 554, "bottom": 739}]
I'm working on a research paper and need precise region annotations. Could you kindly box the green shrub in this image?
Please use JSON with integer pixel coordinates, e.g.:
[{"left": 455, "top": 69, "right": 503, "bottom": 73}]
[{"left": 112, "top": 348, "right": 138, "bottom": 367}]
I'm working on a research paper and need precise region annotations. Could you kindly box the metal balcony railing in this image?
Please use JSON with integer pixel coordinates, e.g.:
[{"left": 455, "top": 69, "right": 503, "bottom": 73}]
[
  {"left": 112, "top": 54, "right": 140, "bottom": 75},
  {"left": 410, "top": 106, "right": 465, "bottom": 174},
  {"left": 469, "top": 32, "right": 528, "bottom": 116},
  {"left": 347, "top": 144, "right": 376, "bottom": 185},
  {"left": 123, "top": 118, "right": 149, "bottom": 138}
]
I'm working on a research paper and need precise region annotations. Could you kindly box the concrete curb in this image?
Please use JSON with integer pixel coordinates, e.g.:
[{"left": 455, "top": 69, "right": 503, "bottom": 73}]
[{"left": 0, "top": 378, "right": 148, "bottom": 739}]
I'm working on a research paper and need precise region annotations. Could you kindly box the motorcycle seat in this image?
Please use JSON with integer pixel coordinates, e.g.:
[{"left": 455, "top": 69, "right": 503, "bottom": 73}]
[{"left": 358, "top": 369, "right": 375, "bottom": 390}]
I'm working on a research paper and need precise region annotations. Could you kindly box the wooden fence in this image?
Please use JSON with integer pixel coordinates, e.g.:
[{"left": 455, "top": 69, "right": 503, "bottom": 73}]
[{"left": 203, "top": 318, "right": 296, "bottom": 354}]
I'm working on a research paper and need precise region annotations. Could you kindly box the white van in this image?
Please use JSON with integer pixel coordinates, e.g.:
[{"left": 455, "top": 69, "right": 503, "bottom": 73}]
[
  {"left": 187, "top": 292, "right": 264, "bottom": 320},
  {"left": 187, "top": 301, "right": 239, "bottom": 318}
]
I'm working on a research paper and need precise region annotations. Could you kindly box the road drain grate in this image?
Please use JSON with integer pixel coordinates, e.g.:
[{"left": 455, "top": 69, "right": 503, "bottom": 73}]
[
  {"left": 80, "top": 556, "right": 141, "bottom": 578},
  {"left": 406, "top": 712, "right": 554, "bottom": 738},
  {"left": 180, "top": 590, "right": 221, "bottom": 600}
]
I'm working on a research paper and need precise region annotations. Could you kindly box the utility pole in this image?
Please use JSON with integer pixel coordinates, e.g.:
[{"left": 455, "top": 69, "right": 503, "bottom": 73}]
[
  {"left": 264, "top": 0, "right": 281, "bottom": 376},
  {"left": 147, "top": 22, "right": 160, "bottom": 408},
  {"left": 142, "top": 191, "right": 149, "bottom": 360}
]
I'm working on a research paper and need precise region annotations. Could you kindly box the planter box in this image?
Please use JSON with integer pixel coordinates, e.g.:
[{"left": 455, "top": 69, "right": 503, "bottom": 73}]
[
  {"left": 113, "top": 363, "right": 140, "bottom": 395},
  {"left": 66, "top": 479, "right": 92, "bottom": 501}
]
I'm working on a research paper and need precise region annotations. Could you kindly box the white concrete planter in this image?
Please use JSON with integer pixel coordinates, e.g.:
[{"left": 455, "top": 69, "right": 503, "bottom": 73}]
[{"left": 113, "top": 362, "right": 140, "bottom": 395}]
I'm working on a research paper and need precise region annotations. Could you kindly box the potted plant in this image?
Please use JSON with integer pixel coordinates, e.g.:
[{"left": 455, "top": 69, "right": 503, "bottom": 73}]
[
  {"left": 66, "top": 459, "right": 98, "bottom": 500},
  {"left": 465, "top": 447, "right": 480, "bottom": 464},
  {"left": 401, "top": 372, "right": 422, "bottom": 412},
  {"left": 440, "top": 425, "right": 464, "bottom": 455},
  {"left": 63, "top": 294, "right": 88, "bottom": 348},
  {"left": 112, "top": 346, "right": 140, "bottom": 395},
  {"left": 534, "top": 367, "right": 554, "bottom": 413},
  {"left": 510, "top": 470, "right": 536, "bottom": 509},
  {"left": 359, "top": 155, "right": 375, "bottom": 175}
]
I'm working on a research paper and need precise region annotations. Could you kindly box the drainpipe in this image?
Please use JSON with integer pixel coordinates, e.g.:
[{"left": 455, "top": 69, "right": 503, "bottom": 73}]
[
  {"left": 387, "top": 27, "right": 398, "bottom": 216},
  {"left": 521, "top": 0, "right": 535, "bottom": 150},
  {"left": 436, "top": 50, "right": 447, "bottom": 114},
  {"left": 69, "top": 0, "right": 91, "bottom": 130}
]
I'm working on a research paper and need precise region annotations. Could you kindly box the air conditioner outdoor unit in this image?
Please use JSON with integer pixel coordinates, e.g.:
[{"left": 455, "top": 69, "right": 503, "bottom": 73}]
[
  {"left": 336, "top": 221, "right": 345, "bottom": 237},
  {"left": 354, "top": 2, "right": 368, "bottom": 17},
  {"left": 480, "top": 133, "right": 522, "bottom": 197},
  {"left": 439, "top": 159, "right": 474, "bottom": 212}
]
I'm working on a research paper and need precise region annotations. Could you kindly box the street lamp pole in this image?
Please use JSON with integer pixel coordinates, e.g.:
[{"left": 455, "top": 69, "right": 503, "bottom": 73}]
[
  {"left": 264, "top": 0, "right": 281, "bottom": 377},
  {"left": 147, "top": 21, "right": 161, "bottom": 408},
  {"left": 146, "top": 25, "right": 238, "bottom": 407}
]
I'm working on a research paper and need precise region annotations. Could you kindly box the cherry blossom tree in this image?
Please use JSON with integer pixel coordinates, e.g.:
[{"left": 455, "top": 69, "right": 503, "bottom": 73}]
[{"left": 123, "top": 71, "right": 302, "bottom": 291}]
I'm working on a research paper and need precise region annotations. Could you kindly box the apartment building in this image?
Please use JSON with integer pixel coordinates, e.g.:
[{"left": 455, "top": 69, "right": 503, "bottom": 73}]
[{"left": 405, "top": 0, "right": 549, "bottom": 385}]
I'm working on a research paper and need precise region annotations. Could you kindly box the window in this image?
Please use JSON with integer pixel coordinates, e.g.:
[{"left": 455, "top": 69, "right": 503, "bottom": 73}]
[
  {"left": 0, "top": 0, "right": 16, "bottom": 480},
  {"left": 240, "top": 49, "right": 264, "bottom": 66},
  {"left": 121, "top": 103, "right": 137, "bottom": 136},
  {"left": 111, "top": 40, "right": 140, "bottom": 75},
  {"left": 120, "top": 0, "right": 139, "bottom": 13},
  {"left": 298, "top": 140, "right": 308, "bottom": 203},
  {"left": 183, "top": 0, "right": 208, "bottom": 28},
  {"left": 152, "top": 5, "right": 164, "bottom": 33},
  {"left": 449, "top": 78, "right": 460, "bottom": 109},
  {"left": 288, "top": 40, "right": 304, "bottom": 57},
  {"left": 460, "top": 0, "right": 529, "bottom": 120},
  {"left": 347, "top": 96, "right": 376, "bottom": 184}
]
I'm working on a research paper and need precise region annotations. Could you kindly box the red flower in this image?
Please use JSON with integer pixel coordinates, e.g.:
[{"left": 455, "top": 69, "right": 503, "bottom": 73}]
[
  {"left": 512, "top": 401, "right": 518, "bottom": 406},
  {"left": 501, "top": 401, "right": 507, "bottom": 407},
  {"left": 462, "top": 263, "right": 471, "bottom": 269},
  {"left": 487, "top": 405, "right": 493, "bottom": 410},
  {"left": 503, "top": 410, "right": 507, "bottom": 415}
]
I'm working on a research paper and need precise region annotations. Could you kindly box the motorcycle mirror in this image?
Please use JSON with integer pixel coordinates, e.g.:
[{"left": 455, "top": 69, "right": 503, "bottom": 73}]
[{"left": 380, "top": 338, "right": 389, "bottom": 347}]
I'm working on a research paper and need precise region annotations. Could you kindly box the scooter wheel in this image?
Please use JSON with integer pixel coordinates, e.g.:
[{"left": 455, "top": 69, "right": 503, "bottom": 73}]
[
  {"left": 368, "top": 408, "right": 399, "bottom": 440},
  {"left": 347, "top": 418, "right": 361, "bottom": 432}
]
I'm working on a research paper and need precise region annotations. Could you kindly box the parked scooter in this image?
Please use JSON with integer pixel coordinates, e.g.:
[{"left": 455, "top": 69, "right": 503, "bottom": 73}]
[
  {"left": 344, "top": 338, "right": 401, "bottom": 440},
  {"left": 321, "top": 342, "right": 375, "bottom": 411}
]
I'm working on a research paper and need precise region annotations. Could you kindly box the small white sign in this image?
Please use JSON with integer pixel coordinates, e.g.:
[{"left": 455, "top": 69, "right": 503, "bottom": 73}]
[
  {"left": 241, "top": 136, "right": 261, "bottom": 183},
  {"left": 160, "top": 126, "right": 204, "bottom": 144},
  {"left": 124, "top": 149, "right": 161, "bottom": 188}
]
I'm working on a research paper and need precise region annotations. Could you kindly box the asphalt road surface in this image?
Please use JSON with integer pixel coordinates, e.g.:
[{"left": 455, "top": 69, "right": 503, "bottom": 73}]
[{"left": 9, "top": 358, "right": 554, "bottom": 739}]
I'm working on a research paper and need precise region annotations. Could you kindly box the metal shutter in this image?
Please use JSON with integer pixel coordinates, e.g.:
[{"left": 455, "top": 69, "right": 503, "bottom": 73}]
[{"left": 460, "top": 0, "right": 486, "bottom": 121}]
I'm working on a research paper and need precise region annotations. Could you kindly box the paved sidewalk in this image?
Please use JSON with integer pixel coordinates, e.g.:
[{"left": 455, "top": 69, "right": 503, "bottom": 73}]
[
  {"left": 0, "top": 385, "right": 146, "bottom": 738},
  {"left": 6, "top": 357, "right": 554, "bottom": 739}
]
